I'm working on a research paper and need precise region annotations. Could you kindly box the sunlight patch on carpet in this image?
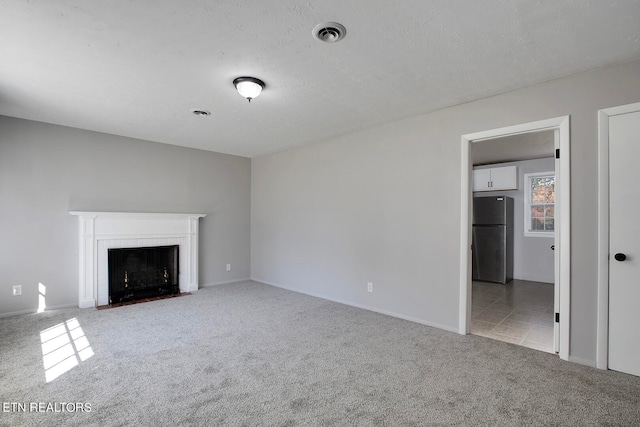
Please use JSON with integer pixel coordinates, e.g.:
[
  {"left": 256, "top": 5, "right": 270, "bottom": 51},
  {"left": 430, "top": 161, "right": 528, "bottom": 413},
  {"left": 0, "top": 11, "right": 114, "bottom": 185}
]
[{"left": 40, "top": 318, "right": 94, "bottom": 382}]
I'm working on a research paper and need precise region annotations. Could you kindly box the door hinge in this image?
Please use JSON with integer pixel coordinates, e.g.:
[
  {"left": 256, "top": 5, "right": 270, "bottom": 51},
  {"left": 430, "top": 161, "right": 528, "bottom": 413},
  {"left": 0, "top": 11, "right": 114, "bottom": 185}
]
[
  {"left": 555, "top": 312, "right": 560, "bottom": 323},
  {"left": 555, "top": 149, "right": 560, "bottom": 159}
]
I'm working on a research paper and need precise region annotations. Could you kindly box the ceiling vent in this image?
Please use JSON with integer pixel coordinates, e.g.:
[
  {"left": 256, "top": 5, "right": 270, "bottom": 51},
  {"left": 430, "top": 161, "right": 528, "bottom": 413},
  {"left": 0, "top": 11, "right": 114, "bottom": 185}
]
[{"left": 312, "top": 22, "right": 346, "bottom": 43}]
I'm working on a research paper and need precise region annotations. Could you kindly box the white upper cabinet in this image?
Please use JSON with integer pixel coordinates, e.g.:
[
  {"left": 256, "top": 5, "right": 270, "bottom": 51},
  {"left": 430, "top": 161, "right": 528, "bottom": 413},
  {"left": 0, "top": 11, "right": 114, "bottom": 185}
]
[
  {"left": 473, "top": 166, "right": 517, "bottom": 192},
  {"left": 473, "top": 169, "right": 492, "bottom": 192}
]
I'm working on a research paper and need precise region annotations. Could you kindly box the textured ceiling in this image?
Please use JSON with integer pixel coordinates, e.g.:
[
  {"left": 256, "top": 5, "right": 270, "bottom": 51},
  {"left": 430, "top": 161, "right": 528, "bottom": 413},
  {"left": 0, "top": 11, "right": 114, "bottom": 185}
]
[{"left": 1, "top": 1, "right": 639, "bottom": 158}]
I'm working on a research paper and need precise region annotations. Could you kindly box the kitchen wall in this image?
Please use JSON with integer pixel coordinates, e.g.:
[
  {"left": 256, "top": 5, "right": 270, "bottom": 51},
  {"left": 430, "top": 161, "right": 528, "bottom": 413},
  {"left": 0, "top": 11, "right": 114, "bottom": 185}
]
[
  {"left": 474, "top": 158, "right": 556, "bottom": 283},
  {"left": 251, "top": 59, "right": 640, "bottom": 366},
  {"left": 0, "top": 116, "right": 251, "bottom": 317}
]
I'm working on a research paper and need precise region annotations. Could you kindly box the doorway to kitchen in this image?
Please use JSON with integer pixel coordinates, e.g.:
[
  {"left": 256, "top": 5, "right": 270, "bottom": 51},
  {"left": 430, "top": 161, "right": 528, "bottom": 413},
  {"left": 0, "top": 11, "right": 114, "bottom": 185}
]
[
  {"left": 459, "top": 117, "right": 570, "bottom": 361},
  {"left": 471, "top": 132, "right": 555, "bottom": 353}
]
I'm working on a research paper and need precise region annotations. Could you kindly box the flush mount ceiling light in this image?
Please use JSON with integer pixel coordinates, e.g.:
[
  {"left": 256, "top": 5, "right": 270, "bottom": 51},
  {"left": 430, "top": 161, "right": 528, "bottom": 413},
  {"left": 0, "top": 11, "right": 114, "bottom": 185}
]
[
  {"left": 312, "top": 22, "right": 346, "bottom": 43},
  {"left": 233, "top": 77, "right": 265, "bottom": 102}
]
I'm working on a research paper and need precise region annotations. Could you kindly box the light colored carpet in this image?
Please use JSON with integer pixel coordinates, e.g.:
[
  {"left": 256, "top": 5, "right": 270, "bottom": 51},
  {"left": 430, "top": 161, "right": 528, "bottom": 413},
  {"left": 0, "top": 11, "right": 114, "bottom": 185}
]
[{"left": 1, "top": 280, "right": 639, "bottom": 426}]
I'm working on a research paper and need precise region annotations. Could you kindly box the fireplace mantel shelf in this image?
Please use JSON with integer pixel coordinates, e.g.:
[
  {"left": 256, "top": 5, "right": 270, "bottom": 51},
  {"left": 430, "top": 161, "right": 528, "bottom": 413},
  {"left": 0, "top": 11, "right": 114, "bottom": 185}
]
[
  {"left": 69, "top": 211, "right": 206, "bottom": 220},
  {"left": 69, "top": 211, "right": 207, "bottom": 218},
  {"left": 70, "top": 211, "right": 206, "bottom": 308}
]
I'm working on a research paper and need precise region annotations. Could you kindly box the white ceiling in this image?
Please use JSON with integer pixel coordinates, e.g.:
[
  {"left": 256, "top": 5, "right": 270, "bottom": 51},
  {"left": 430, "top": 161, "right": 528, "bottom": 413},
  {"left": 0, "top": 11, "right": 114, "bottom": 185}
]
[{"left": 1, "top": 1, "right": 639, "bottom": 158}]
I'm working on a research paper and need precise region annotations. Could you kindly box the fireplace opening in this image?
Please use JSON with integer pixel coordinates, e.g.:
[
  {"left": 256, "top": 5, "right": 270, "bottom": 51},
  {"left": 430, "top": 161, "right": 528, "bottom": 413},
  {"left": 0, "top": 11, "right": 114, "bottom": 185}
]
[{"left": 108, "top": 245, "right": 179, "bottom": 305}]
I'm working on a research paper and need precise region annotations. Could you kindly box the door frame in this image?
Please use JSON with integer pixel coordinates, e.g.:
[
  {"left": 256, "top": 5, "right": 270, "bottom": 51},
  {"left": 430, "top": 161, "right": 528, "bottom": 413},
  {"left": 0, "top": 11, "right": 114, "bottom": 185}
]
[
  {"left": 596, "top": 101, "right": 640, "bottom": 369},
  {"left": 459, "top": 116, "right": 571, "bottom": 361}
]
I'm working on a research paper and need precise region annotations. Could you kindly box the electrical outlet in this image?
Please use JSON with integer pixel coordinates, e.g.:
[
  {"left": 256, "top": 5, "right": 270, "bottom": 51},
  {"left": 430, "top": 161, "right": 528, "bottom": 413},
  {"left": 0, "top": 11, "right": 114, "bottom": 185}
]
[
  {"left": 226, "top": 264, "right": 231, "bottom": 272},
  {"left": 12, "top": 285, "right": 22, "bottom": 296},
  {"left": 367, "top": 282, "right": 373, "bottom": 293}
]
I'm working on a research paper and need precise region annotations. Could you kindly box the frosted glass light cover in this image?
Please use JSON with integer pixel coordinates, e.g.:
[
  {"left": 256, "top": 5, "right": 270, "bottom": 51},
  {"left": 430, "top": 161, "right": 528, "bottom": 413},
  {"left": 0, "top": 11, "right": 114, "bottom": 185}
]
[{"left": 235, "top": 80, "right": 262, "bottom": 99}]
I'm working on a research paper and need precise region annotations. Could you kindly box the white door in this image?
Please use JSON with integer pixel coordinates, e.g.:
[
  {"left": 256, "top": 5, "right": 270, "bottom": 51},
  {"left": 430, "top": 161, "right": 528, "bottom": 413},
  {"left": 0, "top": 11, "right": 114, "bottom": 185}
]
[{"left": 609, "top": 108, "right": 640, "bottom": 377}]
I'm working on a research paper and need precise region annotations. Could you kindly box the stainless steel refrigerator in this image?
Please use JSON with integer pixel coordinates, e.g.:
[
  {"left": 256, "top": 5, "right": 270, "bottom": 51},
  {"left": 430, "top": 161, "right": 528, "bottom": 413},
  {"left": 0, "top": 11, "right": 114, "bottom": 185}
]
[{"left": 472, "top": 196, "right": 514, "bottom": 284}]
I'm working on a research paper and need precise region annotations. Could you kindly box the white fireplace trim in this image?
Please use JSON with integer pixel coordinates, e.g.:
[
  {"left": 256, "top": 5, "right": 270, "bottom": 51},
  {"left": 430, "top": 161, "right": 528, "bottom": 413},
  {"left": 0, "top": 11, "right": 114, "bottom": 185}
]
[{"left": 69, "top": 212, "right": 206, "bottom": 308}]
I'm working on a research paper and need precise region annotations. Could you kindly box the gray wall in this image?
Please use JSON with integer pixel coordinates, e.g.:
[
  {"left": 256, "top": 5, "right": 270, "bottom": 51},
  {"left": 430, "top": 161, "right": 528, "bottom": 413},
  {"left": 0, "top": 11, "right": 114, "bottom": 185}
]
[
  {"left": 251, "top": 59, "right": 640, "bottom": 365},
  {"left": 0, "top": 116, "right": 251, "bottom": 316},
  {"left": 474, "top": 158, "right": 556, "bottom": 283}
]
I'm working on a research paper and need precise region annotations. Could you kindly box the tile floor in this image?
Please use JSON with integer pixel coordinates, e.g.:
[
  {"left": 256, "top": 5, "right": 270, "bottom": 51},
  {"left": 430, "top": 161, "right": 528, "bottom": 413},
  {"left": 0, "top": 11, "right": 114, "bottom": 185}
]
[{"left": 471, "top": 279, "right": 555, "bottom": 353}]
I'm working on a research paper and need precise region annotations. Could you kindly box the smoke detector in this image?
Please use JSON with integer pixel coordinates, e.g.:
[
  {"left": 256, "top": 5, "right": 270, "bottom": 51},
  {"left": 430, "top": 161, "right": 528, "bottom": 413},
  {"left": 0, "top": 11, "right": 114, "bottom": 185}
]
[{"left": 312, "top": 22, "right": 346, "bottom": 43}]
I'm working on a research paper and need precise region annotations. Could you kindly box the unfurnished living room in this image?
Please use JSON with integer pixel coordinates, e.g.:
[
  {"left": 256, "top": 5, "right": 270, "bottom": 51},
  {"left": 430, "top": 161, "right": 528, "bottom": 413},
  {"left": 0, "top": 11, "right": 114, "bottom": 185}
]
[{"left": 2, "top": 1, "right": 640, "bottom": 426}]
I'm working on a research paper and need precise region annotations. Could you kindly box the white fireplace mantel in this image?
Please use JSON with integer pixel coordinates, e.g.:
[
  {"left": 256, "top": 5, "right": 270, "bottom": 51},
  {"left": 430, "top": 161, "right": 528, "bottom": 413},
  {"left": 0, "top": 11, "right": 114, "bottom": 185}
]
[{"left": 70, "top": 211, "right": 206, "bottom": 308}]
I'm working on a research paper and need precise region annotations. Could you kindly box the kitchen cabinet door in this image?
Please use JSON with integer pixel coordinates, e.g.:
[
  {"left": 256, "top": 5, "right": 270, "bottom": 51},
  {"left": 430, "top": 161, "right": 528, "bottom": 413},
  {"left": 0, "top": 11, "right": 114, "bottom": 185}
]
[
  {"left": 473, "top": 166, "right": 517, "bottom": 192},
  {"left": 472, "top": 169, "right": 492, "bottom": 192},
  {"left": 490, "top": 166, "right": 517, "bottom": 191}
]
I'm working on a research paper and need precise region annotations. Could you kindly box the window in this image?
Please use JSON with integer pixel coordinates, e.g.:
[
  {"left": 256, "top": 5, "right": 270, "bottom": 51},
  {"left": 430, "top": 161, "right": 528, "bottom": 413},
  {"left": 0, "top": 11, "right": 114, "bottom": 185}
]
[{"left": 524, "top": 171, "right": 555, "bottom": 237}]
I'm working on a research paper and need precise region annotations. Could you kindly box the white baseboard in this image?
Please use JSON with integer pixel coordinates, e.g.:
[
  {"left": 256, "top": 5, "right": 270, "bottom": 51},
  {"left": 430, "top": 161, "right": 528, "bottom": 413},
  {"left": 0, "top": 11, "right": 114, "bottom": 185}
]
[
  {"left": 251, "top": 277, "right": 459, "bottom": 334},
  {"left": 200, "top": 278, "right": 251, "bottom": 288},
  {"left": 46, "top": 303, "right": 78, "bottom": 311},
  {"left": 0, "top": 308, "right": 35, "bottom": 319},
  {"left": 0, "top": 303, "right": 78, "bottom": 319}
]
